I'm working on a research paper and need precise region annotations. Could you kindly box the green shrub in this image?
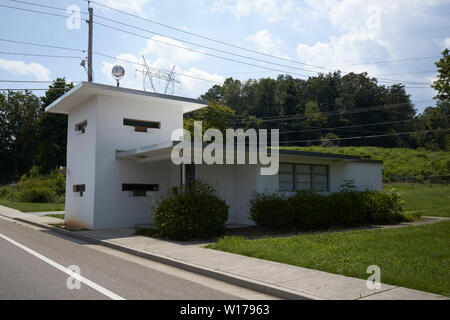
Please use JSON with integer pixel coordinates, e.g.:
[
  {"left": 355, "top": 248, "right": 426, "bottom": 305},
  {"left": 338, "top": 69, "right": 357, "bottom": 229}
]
[
  {"left": 17, "top": 181, "right": 53, "bottom": 203},
  {"left": 288, "top": 192, "right": 333, "bottom": 230},
  {"left": 249, "top": 193, "right": 293, "bottom": 228},
  {"left": 0, "top": 186, "right": 11, "bottom": 200},
  {"left": 15, "top": 167, "right": 66, "bottom": 203},
  {"left": 154, "top": 180, "right": 229, "bottom": 240},
  {"left": 366, "top": 189, "right": 406, "bottom": 224},
  {"left": 250, "top": 188, "right": 407, "bottom": 230},
  {"left": 328, "top": 191, "right": 371, "bottom": 226}
]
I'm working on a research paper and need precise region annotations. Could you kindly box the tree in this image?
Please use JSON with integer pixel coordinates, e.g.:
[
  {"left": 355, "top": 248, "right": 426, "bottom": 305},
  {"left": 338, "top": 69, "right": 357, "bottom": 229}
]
[
  {"left": 37, "top": 78, "right": 74, "bottom": 173},
  {"left": 432, "top": 48, "right": 450, "bottom": 102},
  {"left": 184, "top": 100, "right": 235, "bottom": 136},
  {"left": 0, "top": 90, "right": 41, "bottom": 183}
]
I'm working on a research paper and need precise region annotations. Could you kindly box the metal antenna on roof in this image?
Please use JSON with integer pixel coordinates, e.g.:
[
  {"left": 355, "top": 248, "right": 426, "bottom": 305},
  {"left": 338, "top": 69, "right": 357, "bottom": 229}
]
[{"left": 135, "top": 55, "right": 180, "bottom": 94}]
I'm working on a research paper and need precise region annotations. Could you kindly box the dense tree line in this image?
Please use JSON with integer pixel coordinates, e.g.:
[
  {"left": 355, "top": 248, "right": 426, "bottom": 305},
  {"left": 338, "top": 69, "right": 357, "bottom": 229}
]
[
  {"left": 192, "top": 49, "right": 449, "bottom": 150},
  {"left": 0, "top": 78, "right": 72, "bottom": 184}
]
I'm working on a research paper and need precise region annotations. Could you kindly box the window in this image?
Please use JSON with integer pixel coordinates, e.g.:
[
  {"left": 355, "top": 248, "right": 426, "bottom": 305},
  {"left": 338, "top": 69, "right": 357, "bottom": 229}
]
[
  {"left": 123, "top": 118, "right": 160, "bottom": 132},
  {"left": 122, "top": 184, "right": 159, "bottom": 197},
  {"left": 73, "top": 184, "right": 85, "bottom": 196},
  {"left": 278, "top": 163, "right": 329, "bottom": 192},
  {"left": 75, "top": 120, "right": 87, "bottom": 134}
]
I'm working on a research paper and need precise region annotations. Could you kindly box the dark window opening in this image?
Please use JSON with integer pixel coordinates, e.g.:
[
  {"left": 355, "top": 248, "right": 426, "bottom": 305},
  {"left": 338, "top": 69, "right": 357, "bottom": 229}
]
[
  {"left": 75, "top": 120, "right": 87, "bottom": 134},
  {"left": 73, "top": 184, "right": 85, "bottom": 196},
  {"left": 122, "top": 184, "right": 159, "bottom": 197},
  {"left": 279, "top": 163, "right": 329, "bottom": 192},
  {"left": 123, "top": 118, "right": 161, "bottom": 132}
]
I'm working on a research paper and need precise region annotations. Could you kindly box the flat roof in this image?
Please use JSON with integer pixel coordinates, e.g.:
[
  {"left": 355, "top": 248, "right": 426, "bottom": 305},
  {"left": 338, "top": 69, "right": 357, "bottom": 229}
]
[
  {"left": 45, "top": 81, "right": 208, "bottom": 114},
  {"left": 116, "top": 142, "right": 383, "bottom": 164}
]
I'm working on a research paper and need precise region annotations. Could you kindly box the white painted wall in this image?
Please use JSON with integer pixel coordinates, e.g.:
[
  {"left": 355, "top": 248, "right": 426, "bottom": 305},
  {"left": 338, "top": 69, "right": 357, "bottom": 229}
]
[
  {"left": 64, "top": 96, "right": 97, "bottom": 229},
  {"left": 65, "top": 94, "right": 184, "bottom": 229},
  {"left": 196, "top": 164, "right": 258, "bottom": 225}
]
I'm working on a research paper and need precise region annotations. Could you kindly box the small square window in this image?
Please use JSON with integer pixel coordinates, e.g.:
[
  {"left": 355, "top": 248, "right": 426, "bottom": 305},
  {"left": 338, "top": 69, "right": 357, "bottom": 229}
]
[
  {"left": 75, "top": 120, "right": 87, "bottom": 134},
  {"left": 73, "top": 184, "right": 85, "bottom": 196}
]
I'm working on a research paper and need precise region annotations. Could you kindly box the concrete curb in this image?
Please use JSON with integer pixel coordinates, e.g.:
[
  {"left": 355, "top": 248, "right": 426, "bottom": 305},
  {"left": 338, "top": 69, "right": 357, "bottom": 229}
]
[{"left": 8, "top": 216, "right": 321, "bottom": 300}]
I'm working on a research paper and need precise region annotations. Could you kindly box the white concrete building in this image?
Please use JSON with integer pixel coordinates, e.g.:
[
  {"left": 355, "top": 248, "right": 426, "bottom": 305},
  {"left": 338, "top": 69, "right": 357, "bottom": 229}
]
[{"left": 46, "top": 82, "right": 382, "bottom": 230}]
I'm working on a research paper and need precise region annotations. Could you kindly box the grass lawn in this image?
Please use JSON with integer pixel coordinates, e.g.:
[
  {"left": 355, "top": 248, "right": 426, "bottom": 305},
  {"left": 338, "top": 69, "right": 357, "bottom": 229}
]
[
  {"left": 207, "top": 221, "right": 450, "bottom": 296},
  {"left": 385, "top": 183, "right": 450, "bottom": 217},
  {"left": 0, "top": 199, "right": 64, "bottom": 212}
]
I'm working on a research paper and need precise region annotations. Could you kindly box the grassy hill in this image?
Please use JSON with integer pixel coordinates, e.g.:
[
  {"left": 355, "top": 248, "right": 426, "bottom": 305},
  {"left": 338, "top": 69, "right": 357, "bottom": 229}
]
[{"left": 283, "top": 146, "right": 450, "bottom": 182}]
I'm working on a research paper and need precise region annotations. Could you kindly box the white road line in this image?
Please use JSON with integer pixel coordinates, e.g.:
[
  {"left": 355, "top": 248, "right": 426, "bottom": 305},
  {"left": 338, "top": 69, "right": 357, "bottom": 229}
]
[{"left": 0, "top": 232, "right": 125, "bottom": 300}]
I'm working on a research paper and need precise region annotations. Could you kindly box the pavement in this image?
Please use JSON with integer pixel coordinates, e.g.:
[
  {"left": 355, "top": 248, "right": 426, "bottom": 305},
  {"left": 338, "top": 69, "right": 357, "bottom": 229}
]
[
  {"left": 0, "top": 205, "right": 448, "bottom": 300},
  {"left": 0, "top": 214, "right": 276, "bottom": 300}
]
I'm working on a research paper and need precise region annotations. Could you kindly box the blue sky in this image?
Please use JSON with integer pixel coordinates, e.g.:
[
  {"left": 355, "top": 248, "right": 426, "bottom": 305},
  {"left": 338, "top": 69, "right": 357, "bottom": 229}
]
[{"left": 0, "top": 0, "right": 449, "bottom": 113}]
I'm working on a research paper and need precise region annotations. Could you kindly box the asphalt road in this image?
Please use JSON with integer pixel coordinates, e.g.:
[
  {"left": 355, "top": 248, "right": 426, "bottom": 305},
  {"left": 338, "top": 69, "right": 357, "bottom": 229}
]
[{"left": 0, "top": 217, "right": 275, "bottom": 300}]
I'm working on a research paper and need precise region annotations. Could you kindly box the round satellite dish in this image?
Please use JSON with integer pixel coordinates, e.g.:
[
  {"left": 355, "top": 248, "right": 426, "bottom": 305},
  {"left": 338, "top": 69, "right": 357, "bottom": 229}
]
[{"left": 111, "top": 65, "right": 125, "bottom": 86}]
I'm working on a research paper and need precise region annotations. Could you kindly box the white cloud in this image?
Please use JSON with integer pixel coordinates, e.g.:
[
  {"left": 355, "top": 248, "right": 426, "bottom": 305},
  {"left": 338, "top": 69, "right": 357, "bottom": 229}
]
[
  {"left": 296, "top": 33, "right": 389, "bottom": 74},
  {"left": 95, "top": 0, "right": 152, "bottom": 17},
  {"left": 211, "top": 0, "right": 297, "bottom": 22},
  {"left": 0, "top": 59, "right": 50, "bottom": 81},
  {"left": 245, "top": 29, "right": 290, "bottom": 59},
  {"left": 142, "top": 36, "right": 203, "bottom": 65}
]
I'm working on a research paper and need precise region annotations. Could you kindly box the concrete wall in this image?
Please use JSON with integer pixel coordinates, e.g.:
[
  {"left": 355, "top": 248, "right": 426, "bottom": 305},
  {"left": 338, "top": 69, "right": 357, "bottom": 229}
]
[
  {"left": 66, "top": 94, "right": 184, "bottom": 229},
  {"left": 196, "top": 158, "right": 382, "bottom": 227},
  {"left": 196, "top": 164, "right": 258, "bottom": 225},
  {"left": 64, "top": 96, "right": 97, "bottom": 229}
]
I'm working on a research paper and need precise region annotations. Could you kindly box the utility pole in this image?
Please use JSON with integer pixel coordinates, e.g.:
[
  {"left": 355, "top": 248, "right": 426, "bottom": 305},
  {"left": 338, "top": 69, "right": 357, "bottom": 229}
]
[{"left": 87, "top": 2, "right": 93, "bottom": 82}]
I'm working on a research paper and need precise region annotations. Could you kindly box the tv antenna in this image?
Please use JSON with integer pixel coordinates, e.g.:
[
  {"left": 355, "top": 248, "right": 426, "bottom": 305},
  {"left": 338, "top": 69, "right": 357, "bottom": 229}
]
[{"left": 135, "top": 55, "right": 180, "bottom": 94}]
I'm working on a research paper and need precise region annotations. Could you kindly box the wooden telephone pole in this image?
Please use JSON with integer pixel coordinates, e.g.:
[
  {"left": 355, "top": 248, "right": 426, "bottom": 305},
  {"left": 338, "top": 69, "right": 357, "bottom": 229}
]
[{"left": 87, "top": 2, "right": 93, "bottom": 82}]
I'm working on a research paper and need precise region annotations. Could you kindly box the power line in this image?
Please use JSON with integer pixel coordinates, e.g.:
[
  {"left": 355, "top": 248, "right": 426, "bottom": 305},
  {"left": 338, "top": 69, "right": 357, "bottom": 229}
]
[
  {"left": 0, "top": 38, "right": 85, "bottom": 53},
  {"left": 0, "top": 51, "right": 83, "bottom": 59},
  {"left": 7, "top": 0, "right": 88, "bottom": 14},
  {"left": 276, "top": 129, "right": 450, "bottom": 145},
  {"left": 0, "top": 88, "right": 72, "bottom": 91},
  {"left": 93, "top": 51, "right": 222, "bottom": 84},
  {"left": 83, "top": 0, "right": 447, "bottom": 74},
  {"left": 0, "top": 3, "right": 83, "bottom": 20},
  {"left": 330, "top": 56, "right": 441, "bottom": 68},
  {"left": 93, "top": 14, "right": 319, "bottom": 75},
  {"left": 94, "top": 21, "right": 315, "bottom": 79},
  {"left": 94, "top": 20, "right": 430, "bottom": 85},
  {"left": 277, "top": 115, "right": 450, "bottom": 135},
  {"left": 2, "top": 2, "right": 433, "bottom": 86},
  {"left": 0, "top": 80, "right": 79, "bottom": 83}
]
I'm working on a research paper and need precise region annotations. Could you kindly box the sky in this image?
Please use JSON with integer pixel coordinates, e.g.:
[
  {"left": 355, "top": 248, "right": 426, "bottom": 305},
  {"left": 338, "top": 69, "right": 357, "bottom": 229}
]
[{"left": 0, "top": 0, "right": 449, "bottom": 113}]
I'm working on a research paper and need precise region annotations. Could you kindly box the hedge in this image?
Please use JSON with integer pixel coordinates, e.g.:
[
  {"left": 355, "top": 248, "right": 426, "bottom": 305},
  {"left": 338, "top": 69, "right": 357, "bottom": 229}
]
[
  {"left": 153, "top": 180, "right": 229, "bottom": 240},
  {"left": 250, "top": 189, "right": 407, "bottom": 230}
]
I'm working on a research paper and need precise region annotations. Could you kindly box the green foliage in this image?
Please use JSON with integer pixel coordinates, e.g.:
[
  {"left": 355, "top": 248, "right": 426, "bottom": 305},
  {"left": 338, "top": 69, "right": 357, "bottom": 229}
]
[
  {"left": 431, "top": 48, "right": 450, "bottom": 102},
  {"left": 249, "top": 189, "right": 407, "bottom": 230},
  {"left": 283, "top": 146, "right": 450, "bottom": 182},
  {"left": 328, "top": 191, "right": 370, "bottom": 226},
  {"left": 288, "top": 192, "right": 333, "bottom": 230},
  {"left": 184, "top": 100, "right": 235, "bottom": 136},
  {"left": 15, "top": 166, "right": 65, "bottom": 203},
  {"left": 249, "top": 193, "right": 293, "bottom": 228},
  {"left": 153, "top": 180, "right": 229, "bottom": 240},
  {"left": 366, "top": 189, "right": 406, "bottom": 224},
  {"left": 208, "top": 221, "right": 450, "bottom": 296}
]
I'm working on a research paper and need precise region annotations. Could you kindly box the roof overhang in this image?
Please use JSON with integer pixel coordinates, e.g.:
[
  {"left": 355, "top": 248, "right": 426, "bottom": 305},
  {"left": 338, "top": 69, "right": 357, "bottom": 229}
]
[
  {"left": 116, "top": 142, "right": 383, "bottom": 164},
  {"left": 45, "top": 81, "right": 208, "bottom": 115}
]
